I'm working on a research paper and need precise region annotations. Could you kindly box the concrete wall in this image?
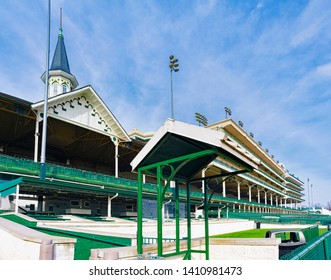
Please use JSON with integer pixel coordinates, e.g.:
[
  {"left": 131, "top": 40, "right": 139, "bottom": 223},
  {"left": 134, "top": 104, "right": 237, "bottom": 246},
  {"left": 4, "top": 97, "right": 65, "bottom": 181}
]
[
  {"left": 90, "top": 237, "right": 280, "bottom": 260},
  {"left": 70, "top": 218, "right": 254, "bottom": 240},
  {"left": 0, "top": 217, "right": 76, "bottom": 260}
]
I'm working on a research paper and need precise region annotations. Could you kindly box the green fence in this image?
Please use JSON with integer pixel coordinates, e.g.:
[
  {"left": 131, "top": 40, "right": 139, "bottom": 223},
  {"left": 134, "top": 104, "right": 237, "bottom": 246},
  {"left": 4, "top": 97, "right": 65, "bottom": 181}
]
[
  {"left": 281, "top": 230, "right": 331, "bottom": 260},
  {"left": 228, "top": 211, "right": 331, "bottom": 226},
  {"left": 301, "top": 225, "right": 319, "bottom": 242},
  {"left": 0, "top": 153, "right": 310, "bottom": 214}
]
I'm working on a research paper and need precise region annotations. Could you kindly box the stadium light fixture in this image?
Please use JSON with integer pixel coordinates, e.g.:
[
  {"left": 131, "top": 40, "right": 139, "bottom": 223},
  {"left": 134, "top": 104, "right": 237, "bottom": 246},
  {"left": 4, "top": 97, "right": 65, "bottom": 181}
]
[{"left": 169, "top": 55, "right": 179, "bottom": 119}]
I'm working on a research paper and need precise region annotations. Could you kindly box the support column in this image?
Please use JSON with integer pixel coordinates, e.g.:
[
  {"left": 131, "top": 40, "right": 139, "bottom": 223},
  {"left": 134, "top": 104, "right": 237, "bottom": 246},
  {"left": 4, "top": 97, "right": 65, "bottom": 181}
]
[
  {"left": 236, "top": 179, "right": 241, "bottom": 200},
  {"left": 157, "top": 166, "right": 163, "bottom": 257},
  {"left": 186, "top": 181, "right": 192, "bottom": 260},
  {"left": 114, "top": 140, "right": 119, "bottom": 178},
  {"left": 201, "top": 167, "right": 207, "bottom": 194},
  {"left": 34, "top": 115, "right": 40, "bottom": 162},
  {"left": 37, "top": 195, "right": 43, "bottom": 212},
  {"left": 257, "top": 187, "right": 261, "bottom": 204},
  {"left": 270, "top": 193, "right": 273, "bottom": 206},
  {"left": 264, "top": 190, "right": 268, "bottom": 205},
  {"left": 137, "top": 170, "right": 143, "bottom": 255},
  {"left": 107, "top": 193, "right": 118, "bottom": 217},
  {"left": 15, "top": 184, "right": 20, "bottom": 214},
  {"left": 175, "top": 180, "right": 180, "bottom": 253},
  {"left": 222, "top": 180, "right": 226, "bottom": 197},
  {"left": 247, "top": 184, "right": 253, "bottom": 202}
]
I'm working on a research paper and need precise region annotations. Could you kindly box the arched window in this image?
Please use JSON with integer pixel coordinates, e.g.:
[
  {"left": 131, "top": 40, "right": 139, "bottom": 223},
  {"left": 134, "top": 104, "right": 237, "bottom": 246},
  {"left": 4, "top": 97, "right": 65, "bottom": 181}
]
[
  {"left": 53, "top": 82, "right": 58, "bottom": 96},
  {"left": 62, "top": 84, "right": 67, "bottom": 93}
]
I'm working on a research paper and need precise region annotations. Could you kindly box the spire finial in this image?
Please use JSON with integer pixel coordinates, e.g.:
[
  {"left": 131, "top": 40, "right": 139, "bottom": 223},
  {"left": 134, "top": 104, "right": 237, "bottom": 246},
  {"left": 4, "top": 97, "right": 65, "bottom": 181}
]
[{"left": 58, "top": 8, "right": 63, "bottom": 38}]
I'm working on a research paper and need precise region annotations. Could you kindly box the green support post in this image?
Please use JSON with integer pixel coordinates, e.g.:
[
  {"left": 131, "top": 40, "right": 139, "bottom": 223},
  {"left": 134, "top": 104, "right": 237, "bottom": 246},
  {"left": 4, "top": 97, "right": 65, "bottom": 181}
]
[
  {"left": 157, "top": 165, "right": 163, "bottom": 257},
  {"left": 137, "top": 169, "right": 143, "bottom": 255},
  {"left": 204, "top": 179, "right": 210, "bottom": 260},
  {"left": 186, "top": 181, "right": 191, "bottom": 260},
  {"left": 175, "top": 180, "right": 180, "bottom": 253}
]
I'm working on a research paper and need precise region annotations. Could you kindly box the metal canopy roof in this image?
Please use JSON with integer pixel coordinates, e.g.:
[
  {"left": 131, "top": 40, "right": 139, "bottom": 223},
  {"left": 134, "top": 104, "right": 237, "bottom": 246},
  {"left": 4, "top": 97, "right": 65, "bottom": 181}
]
[{"left": 131, "top": 119, "right": 258, "bottom": 181}]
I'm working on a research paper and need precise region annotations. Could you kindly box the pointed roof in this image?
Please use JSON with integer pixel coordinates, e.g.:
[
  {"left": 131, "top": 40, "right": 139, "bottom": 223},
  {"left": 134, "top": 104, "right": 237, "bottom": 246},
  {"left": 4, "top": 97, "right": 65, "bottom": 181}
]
[
  {"left": 41, "top": 23, "right": 78, "bottom": 89},
  {"left": 50, "top": 28, "right": 71, "bottom": 74}
]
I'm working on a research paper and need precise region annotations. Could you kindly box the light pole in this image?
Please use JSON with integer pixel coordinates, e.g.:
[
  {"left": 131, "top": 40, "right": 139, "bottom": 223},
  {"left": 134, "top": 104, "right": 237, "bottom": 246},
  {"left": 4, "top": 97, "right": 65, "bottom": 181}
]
[
  {"left": 40, "top": 0, "right": 51, "bottom": 179},
  {"left": 311, "top": 184, "right": 313, "bottom": 208},
  {"left": 169, "top": 55, "right": 179, "bottom": 119},
  {"left": 307, "top": 178, "right": 310, "bottom": 210}
]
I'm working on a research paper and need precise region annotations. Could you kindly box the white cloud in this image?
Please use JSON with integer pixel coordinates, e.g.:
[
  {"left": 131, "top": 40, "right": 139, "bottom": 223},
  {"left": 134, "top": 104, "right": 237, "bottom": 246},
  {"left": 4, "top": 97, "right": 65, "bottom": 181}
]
[
  {"left": 194, "top": 0, "right": 218, "bottom": 17},
  {"left": 315, "top": 62, "right": 331, "bottom": 77}
]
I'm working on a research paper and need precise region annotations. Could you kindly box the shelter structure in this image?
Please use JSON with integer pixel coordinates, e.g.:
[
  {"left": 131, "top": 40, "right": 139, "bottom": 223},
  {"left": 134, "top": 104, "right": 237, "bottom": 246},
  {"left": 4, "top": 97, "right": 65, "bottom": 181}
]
[{"left": 131, "top": 119, "right": 258, "bottom": 259}]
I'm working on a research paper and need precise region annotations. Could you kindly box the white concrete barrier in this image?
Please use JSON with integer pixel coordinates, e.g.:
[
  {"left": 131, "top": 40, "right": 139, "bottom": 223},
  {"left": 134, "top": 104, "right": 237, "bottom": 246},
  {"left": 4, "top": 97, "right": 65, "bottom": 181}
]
[
  {"left": 0, "top": 217, "right": 76, "bottom": 260},
  {"left": 90, "top": 237, "right": 281, "bottom": 260}
]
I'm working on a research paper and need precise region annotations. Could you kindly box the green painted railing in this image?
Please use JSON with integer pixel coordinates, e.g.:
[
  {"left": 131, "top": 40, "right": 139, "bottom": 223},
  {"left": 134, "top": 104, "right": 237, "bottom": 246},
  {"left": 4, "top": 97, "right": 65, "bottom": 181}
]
[
  {"left": 227, "top": 212, "right": 331, "bottom": 226},
  {"left": 0, "top": 154, "right": 303, "bottom": 212}
]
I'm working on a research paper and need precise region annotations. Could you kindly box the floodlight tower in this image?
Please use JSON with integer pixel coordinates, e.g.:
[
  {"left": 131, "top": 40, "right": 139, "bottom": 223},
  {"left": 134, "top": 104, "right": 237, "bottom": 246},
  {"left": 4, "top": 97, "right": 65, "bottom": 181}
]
[
  {"left": 224, "top": 107, "right": 232, "bottom": 119},
  {"left": 169, "top": 55, "right": 179, "bottom": 119},
  {"left": 195, "top": 112, "right": 208, "bottom": 126}
]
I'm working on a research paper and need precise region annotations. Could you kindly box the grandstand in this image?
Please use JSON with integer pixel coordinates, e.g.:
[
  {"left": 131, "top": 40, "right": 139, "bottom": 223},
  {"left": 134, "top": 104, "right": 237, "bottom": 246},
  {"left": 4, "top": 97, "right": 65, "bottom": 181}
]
[{"left": 1, "top": 12, "right": 323, "bottom": 261}]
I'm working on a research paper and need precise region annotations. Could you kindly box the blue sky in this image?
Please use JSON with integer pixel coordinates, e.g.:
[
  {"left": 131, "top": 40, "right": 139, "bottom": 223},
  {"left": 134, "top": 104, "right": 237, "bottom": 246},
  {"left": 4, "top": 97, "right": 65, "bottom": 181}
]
[{"left": 1, "top": 0, "right": 331, "bottom": 206}]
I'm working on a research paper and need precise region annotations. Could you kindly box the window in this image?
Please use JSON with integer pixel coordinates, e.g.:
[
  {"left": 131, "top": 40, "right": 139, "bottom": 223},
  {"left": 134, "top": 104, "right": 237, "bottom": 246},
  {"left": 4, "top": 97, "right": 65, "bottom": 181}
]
[
  {"left": 70, "top": 200, "right": 80, "bottom": 207},
  {"left": 62, "top": 84, "right": 67, "bottom": 93},
  {"left": 53, "top": 82, "right": 58, "bottom": 95},
  {"left": 126, "top": 205, "right": 133, "bottom": 211}
]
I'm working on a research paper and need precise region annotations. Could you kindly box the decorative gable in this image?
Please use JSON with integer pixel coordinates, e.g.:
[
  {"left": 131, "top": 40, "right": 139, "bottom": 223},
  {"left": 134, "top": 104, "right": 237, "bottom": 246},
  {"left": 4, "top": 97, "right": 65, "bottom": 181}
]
[{"left": 31, "top": 86, "right": 131, "bottom": 143}]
